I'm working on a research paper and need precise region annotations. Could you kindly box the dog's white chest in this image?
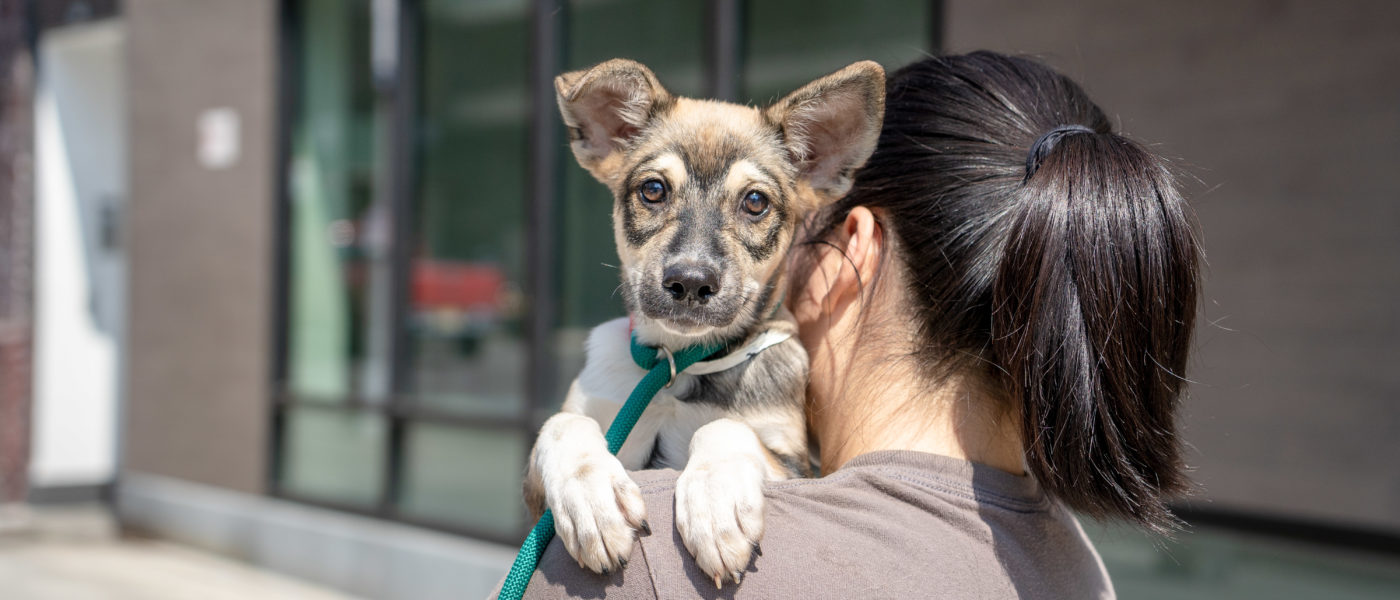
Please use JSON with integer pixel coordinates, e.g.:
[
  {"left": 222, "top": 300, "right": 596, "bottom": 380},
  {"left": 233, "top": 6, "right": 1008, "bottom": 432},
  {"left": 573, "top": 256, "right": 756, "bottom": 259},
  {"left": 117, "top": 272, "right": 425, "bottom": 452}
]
[{"left": 568, "top": 317, "right": 726, "bottom": 469}]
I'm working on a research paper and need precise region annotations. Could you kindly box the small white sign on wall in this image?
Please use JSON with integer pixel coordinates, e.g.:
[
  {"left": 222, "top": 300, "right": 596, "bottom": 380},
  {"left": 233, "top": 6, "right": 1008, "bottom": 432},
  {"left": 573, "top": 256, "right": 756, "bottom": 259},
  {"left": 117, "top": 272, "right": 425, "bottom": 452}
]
[{"left": 197, "top": 107, "right": 240, "bottom": 170}]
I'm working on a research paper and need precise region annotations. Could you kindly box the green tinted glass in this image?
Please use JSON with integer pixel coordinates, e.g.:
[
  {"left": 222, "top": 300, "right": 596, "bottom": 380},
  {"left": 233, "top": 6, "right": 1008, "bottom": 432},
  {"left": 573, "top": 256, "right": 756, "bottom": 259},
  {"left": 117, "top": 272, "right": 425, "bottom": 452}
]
[
  {"left": 398, "top": 423, "right": 526, "bottom": 537},
  {"left": 279, "top": 406, "right": 386, "bottom": 506},
  {"left": 409, "top": 0, "right": 530, "bottom": 418},
  {"left": 285, "top": 0, "right": 380, "bottom": 400},
  {"left": 744, "top": 0, "right": 929, "bottom": 105}
]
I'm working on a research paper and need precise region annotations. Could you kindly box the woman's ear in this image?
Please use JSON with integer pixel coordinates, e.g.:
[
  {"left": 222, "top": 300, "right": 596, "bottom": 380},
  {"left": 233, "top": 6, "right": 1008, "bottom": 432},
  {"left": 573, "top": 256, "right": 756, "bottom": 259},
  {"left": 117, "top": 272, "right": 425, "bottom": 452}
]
[
  {"left": 829, "top": 206, "right": 882, "bottom": 307},
  {"left": 791, "top": 206, "right": 882, "bottom": 320},
  {"left": 786, "top": 206, "right": 884, "bottom": 384}
]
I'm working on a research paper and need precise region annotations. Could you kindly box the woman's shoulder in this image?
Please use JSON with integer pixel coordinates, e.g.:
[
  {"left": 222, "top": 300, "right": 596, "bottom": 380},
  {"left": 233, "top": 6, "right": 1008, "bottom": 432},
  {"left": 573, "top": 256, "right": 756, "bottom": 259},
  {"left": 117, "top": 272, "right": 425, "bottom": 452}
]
[{"left": 522, "top": 451, "right": 1113, "bottom": 599}]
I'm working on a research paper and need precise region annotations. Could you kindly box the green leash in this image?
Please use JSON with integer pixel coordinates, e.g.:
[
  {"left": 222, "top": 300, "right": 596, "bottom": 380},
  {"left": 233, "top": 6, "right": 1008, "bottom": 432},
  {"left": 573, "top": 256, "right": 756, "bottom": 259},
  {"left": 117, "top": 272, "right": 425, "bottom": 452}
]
[{"left": 498, "top": 333, "right": 723, "bottom": 600}]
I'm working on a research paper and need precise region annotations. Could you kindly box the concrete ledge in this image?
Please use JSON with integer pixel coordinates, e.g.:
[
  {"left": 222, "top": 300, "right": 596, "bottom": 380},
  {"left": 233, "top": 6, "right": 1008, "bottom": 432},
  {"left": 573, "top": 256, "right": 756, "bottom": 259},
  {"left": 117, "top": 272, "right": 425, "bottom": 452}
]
[
  {"left": 28, "top": 484, "right": 113, "bottom": 505},
  {"left": 116, "top": 473, "right": 515, "bottom": 599}
]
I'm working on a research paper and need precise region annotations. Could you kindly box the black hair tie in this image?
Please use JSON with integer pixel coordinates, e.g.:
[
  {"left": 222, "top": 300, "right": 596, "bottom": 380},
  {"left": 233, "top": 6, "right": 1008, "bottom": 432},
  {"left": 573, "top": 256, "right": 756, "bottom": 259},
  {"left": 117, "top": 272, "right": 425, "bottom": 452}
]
[{"left": 1024, "top": 124, "right": 1096, "bottom": 182}]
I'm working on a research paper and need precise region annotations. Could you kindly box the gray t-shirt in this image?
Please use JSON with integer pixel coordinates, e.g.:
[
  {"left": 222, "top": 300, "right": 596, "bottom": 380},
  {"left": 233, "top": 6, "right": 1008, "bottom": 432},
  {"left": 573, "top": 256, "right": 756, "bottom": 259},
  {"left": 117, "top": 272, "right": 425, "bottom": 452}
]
[{"left": 512, "top": 450, "right": 1113, "bottom": 599}]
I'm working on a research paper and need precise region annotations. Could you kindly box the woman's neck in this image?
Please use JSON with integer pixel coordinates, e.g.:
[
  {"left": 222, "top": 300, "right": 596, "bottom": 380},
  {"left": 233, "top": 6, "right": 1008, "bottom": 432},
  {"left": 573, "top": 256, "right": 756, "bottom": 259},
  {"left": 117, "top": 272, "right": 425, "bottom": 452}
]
[{"left": 811, "top": 366, "right": 1026, "bottom": 477}]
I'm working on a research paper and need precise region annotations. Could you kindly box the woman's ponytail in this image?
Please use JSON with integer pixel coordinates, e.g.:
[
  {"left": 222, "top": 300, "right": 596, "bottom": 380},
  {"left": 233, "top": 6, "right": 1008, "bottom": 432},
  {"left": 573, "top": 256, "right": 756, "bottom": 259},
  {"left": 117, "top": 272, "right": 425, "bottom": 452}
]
[
  {"left": 814, "top": 51, "right": 1201, "bottom": 531},
  {"left": 991, "top": 130, "right": 1198, "bottom": 531}
]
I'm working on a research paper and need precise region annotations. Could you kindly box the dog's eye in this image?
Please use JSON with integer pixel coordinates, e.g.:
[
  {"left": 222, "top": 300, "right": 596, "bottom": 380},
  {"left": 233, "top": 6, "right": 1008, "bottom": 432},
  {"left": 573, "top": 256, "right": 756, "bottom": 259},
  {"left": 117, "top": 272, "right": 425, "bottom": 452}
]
[
  {"left": 638, "top": 179, "right": 667, "bottom": 204},
  {"left": 741, "top": 190, "right": 769, "bottom": 217}
]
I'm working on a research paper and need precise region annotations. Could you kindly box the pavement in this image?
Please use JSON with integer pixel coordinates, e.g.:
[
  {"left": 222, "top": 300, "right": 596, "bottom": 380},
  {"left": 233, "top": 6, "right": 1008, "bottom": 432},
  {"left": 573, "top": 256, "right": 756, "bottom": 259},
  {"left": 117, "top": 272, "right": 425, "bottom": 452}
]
[{"left": 0, "top": 503, "right": 359, "bottom": 600}]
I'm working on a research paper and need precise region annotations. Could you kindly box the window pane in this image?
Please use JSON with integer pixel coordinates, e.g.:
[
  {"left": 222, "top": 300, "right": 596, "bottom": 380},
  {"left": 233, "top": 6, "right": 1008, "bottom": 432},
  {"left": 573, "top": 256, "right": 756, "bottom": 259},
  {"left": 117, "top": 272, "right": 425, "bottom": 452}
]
[
  {"left": 398, "top": 423, "right": 526, "bottom": 538},
  {"left": 409, "top": 0, "right": 530, "bottom": 418},
  {"left": 567, "top": 0, "right": 706, "bottom": 97},
  {"left": 279, "top": 406, "right": 386, "bottom": 506},
  {"left": 743, "top": 0, "right": 929, "bottom": 104},
  {"left": 551, "top": 0, "right": 707, "bottom": 409},
  {"left": 286, "top": 0, "right": 383, "bottom": 400}
]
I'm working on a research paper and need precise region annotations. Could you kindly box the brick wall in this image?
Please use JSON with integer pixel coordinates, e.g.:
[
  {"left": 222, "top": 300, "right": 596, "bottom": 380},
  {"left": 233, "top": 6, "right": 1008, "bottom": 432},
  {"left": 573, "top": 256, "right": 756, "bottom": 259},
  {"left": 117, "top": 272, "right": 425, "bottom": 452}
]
[
  {"left": 0, "top": 0, "right": 34, "bottom": 504},
  {"left": 124, "top": 0, "right": 277, "bottom": 494}
]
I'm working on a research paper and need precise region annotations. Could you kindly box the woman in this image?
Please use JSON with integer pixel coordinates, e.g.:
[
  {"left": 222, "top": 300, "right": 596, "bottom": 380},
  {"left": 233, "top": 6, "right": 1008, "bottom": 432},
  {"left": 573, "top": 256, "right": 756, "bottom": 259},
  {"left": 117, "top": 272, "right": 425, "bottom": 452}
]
[{"left": 519, "top": 51, "right": 1199, "bottom": 599}]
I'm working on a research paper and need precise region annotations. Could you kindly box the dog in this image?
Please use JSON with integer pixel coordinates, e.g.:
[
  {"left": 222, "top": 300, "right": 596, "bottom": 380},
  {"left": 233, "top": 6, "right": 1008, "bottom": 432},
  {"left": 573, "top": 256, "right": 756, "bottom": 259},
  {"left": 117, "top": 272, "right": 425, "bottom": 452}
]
[{"left": 523, "top": 58, "right": 884, "bottom": 588}]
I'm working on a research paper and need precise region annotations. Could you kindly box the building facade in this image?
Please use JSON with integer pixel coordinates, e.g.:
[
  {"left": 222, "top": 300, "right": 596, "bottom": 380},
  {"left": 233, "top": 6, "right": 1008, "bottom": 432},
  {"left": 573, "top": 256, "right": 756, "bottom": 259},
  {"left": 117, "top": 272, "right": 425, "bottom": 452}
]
[{"left": 11, "top": 0, "right": 1399, "bottom": 598}]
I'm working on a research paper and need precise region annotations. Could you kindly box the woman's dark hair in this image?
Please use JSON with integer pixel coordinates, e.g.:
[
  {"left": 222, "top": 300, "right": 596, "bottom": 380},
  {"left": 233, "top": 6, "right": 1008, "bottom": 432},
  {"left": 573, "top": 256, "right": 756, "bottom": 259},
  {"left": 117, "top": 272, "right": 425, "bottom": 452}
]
[{"left": 811, "top": 51, "right": 1199, "bottom": 532}]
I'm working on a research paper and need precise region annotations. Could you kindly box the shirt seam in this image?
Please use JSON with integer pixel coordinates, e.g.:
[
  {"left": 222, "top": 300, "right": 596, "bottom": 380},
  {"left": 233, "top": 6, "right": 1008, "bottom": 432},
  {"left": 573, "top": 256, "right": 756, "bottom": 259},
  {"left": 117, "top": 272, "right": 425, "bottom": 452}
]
[
  {"left": 637, "top": 526, "right": 663, "bottom": 600},
  {"left": 644, "top": 466, "right": 1048, "bottom": 513},
  {"left": 885, "top": 473, "right": 1048, "bottom": 513}
]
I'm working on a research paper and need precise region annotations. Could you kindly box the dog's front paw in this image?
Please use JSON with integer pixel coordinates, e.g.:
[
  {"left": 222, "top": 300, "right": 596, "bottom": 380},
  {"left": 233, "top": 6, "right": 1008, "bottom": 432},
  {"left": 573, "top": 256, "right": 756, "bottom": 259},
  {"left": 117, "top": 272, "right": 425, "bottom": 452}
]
[
  {"left": 539, "top": 415, "right": 649, "bottom": 574},
  {"left": 675, "top": 420, "right": 771, "bottom": 588}
]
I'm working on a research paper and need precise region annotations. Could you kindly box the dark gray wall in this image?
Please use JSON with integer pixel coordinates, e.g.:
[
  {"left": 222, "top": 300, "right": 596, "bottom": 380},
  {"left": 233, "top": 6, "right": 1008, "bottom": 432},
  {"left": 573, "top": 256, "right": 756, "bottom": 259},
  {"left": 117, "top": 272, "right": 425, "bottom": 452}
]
[
  {"left": 125, "top": 0, "right": 276, "bottom": 494},
  {"left": 948, "top": 1, "right": 1400, "bottom": 532},
  {"left": 0, "top": 0, "right": 37, "bottom": 504}
]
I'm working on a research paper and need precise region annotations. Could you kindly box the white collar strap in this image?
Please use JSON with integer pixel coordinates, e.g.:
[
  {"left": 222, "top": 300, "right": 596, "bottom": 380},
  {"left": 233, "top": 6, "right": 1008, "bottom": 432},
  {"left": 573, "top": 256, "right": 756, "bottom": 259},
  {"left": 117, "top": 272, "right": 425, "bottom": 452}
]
[{"left": 683, "top": 328, "right": 793, "bottom": 376}]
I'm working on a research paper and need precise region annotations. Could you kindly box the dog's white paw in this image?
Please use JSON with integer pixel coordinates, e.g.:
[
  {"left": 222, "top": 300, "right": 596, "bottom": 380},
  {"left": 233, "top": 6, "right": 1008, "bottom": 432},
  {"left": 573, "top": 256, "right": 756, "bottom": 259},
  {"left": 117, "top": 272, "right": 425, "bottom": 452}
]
[
  {"left": 538, "top": 414, "right": 648, "bottom": 574},
  {"left": 675, "top": 420, "right": 771, "bottom": 588}
]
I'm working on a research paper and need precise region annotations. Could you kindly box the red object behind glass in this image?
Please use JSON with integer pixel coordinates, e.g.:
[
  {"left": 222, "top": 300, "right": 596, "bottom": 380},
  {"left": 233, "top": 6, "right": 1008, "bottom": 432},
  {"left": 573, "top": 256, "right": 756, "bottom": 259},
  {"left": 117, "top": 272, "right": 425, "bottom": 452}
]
[{"left": 412, "top": 261, "right": 504, "bottom": 312}]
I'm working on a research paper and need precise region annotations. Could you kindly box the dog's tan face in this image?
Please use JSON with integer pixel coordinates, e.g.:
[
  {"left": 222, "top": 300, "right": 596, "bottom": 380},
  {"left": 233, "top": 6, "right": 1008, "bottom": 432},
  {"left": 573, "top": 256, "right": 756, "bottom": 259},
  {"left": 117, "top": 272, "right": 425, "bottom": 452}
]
[{"left": 556, "top": 59, "right": 885, "bottom": 346}]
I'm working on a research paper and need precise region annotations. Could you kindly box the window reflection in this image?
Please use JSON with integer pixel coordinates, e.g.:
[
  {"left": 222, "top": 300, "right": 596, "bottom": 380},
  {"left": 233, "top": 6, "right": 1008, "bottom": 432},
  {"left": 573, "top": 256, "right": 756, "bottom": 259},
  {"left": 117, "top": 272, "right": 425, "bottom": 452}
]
[
  {"left": 408, "top": 0, "right": 530, "bottom": 419},
  {"left": 399, "top": 423, "right": 526, "bottom": 537},
  {"left": 286, "top": 0, "right": 380, "bottom": 402},
  {"left": 281, "top": 0, "right": 388, "bottom": 507},
  {"left": 744, "top": 0, "right": 929, "bottom": 105},
  {"left": 281, "top": 407, "right": 386, "bottom": 506}
]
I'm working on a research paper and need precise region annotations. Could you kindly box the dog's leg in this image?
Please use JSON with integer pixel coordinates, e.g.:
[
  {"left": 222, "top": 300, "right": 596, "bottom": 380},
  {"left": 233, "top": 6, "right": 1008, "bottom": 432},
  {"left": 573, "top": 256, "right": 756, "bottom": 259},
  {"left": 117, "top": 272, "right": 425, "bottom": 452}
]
[
  {"left": 526, "top": 380, "right": 650, "bottom": 574},
  {"left": 675, "top": 417, "right": 787, "bottom": 587}
]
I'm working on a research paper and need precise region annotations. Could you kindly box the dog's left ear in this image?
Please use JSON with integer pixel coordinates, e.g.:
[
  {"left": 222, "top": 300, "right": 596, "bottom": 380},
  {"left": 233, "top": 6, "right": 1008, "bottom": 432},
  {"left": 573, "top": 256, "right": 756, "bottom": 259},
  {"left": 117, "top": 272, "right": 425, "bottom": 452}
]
[{"left": 764, "top": 61, "right": 886, "bottom": 202}]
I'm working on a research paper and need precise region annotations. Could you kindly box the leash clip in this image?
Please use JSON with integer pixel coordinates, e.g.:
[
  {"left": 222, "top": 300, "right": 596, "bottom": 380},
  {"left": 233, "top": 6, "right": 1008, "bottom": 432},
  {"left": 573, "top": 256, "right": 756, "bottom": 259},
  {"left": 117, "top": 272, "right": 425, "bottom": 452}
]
[{"left": 658, "top": 346, "right": 677, "bottom": 388}]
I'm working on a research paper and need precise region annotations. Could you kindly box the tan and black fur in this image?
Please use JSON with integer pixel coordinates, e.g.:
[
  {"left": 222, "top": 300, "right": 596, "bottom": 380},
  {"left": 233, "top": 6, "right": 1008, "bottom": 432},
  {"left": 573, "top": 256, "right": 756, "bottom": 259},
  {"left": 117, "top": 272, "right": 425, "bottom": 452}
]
[{"left": 523, "top": 58, "right": 884, "bottom": 588}]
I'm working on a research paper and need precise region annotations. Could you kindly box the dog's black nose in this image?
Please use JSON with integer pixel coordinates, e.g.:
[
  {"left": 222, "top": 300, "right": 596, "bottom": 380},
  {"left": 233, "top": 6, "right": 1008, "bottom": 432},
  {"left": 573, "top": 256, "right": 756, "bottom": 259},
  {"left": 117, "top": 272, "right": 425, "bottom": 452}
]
[{"left": 662, "top": 263, "right": 720, "bottom": 304}]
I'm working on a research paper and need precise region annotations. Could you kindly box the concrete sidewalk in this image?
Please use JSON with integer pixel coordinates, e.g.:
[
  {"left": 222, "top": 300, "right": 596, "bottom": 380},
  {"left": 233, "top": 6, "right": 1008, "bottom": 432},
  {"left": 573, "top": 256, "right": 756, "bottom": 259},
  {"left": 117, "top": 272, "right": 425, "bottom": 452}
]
[{"left": 0, "top": 504, "right": 358, "bottom": 600}]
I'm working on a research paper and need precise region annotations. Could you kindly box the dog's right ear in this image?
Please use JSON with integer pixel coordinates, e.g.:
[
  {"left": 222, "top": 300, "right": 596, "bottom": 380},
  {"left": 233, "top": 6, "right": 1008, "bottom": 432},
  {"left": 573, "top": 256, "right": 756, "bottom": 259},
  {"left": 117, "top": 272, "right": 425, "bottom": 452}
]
[{"left": 555, "top": 59, "right": 670, "bottom": 183}]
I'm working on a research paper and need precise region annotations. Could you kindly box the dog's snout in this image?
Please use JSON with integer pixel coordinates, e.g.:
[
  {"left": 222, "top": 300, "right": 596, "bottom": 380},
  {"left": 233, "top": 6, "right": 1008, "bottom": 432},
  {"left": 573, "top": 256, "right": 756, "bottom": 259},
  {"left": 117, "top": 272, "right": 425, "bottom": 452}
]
[{"left": 662, "top": 263, "right": 721, "bottom": 304}]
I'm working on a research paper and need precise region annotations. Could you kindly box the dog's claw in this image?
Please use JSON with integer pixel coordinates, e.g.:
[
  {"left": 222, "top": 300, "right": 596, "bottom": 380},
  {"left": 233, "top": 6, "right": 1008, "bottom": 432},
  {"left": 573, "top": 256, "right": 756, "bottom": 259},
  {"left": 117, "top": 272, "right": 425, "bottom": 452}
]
[
  {"left": 640, "top": 520, "right": 652, "bottom": 536},
  {"left": 714, "top": 574, "right": 723, "bottom": 589},
  {"left": 732, "top": 571, "right": 743, "bottom": 584},
  {"left": 753, "top": 542, "right": 762, "bottom": 556}
]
